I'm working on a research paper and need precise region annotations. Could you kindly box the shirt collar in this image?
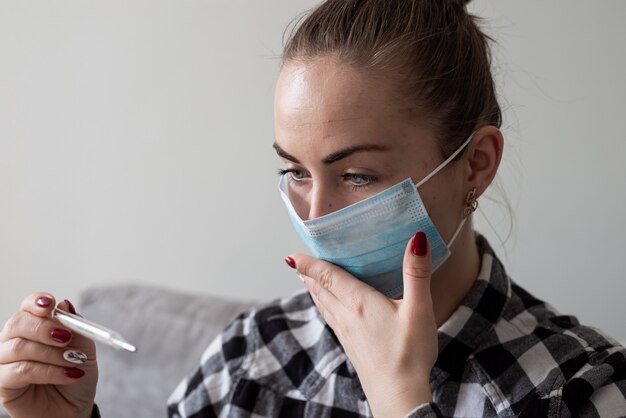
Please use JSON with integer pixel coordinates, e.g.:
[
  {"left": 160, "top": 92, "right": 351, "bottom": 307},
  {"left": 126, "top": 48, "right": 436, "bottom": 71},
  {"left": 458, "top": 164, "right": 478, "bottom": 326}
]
[{"left": 430, "top": 234, "right": 512, "bottom": 387}]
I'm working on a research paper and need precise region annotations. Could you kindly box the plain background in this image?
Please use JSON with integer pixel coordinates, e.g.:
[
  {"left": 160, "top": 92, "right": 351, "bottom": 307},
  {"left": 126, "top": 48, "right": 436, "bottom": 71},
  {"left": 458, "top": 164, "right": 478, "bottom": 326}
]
[{"left": 1, "top": 1, "right": 624, "bottom": 346}]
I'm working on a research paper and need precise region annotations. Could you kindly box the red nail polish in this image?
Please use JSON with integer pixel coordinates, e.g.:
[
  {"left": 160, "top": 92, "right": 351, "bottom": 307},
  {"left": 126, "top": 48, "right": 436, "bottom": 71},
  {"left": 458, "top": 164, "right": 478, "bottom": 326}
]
[
  {"left": 411, "top": 231, "right": 428, "bottom": 256},
  {"left": 36, "top": 296, "right": 52, "bottom": 307},
  {"left": 64, "top": 368, "right": 85, "bottom": 379},
  {"left": 284, "top": 256, "right": 296, "bottom": 269},
  {"left": 64, "top": 299, "right": 77, "bottom": 315},
  {"left": 51, "top": 328, "right": 72, "bottom": 343}
]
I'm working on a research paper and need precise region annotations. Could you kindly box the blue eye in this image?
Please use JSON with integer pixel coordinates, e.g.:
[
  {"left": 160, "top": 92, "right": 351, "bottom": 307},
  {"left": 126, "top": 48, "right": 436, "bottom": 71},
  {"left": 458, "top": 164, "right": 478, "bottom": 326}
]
[
  {"left": 277, "top": 168, "right": 307, "bottom": 183},
  {"left": 343, "top": 173, "right": 377, "bottom": 189}
]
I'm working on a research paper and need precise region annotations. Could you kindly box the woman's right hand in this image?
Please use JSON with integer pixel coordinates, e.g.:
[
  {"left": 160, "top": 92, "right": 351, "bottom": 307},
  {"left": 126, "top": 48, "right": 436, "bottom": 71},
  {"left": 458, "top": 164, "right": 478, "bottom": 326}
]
[{"left": 0, "top": 292, "right": 98, "bottom": 418}]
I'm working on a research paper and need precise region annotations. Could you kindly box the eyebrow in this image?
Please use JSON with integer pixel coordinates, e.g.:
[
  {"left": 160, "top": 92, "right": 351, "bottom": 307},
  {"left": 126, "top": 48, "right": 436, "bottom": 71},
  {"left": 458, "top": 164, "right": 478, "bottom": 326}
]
[{"left": 272, "top": 142, "right": 391, "bottom": 165}]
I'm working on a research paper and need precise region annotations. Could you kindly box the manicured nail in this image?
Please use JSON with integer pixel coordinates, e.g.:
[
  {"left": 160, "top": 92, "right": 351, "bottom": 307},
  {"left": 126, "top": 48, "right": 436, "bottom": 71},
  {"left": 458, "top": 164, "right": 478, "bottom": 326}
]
[
  {"left": 64, "top": 367, "right": 85, "bottom": 379},
  {"left": 36, "top": 296, "right": 53, "bottom": 307},
  {"left": 411, "top": 231, "right": 428, "bottom": 256},
  {"left": 64, "top": 299, "right": 77, "bottom": 315},
  {"left": 51, "top": 328, "right": 72, "bottom": 343},
  {"left": 63, "top": 350, "right": 87, "bottom": 364},
  {"left": 284, "top": 256, "right": 296, "bottom": 269}
]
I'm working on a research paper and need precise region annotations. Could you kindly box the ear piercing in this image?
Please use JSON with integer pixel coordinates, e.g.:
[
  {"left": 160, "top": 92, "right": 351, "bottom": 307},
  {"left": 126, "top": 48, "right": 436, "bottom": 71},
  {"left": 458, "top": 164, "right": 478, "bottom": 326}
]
[{"left": 463, "top": 187, "right": 478, "bottom": 218}]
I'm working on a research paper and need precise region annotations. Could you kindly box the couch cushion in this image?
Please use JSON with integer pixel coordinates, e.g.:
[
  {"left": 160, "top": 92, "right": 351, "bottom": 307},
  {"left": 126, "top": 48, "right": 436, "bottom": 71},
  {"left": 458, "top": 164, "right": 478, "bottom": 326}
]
[{"left": 78, "top": 284, "right": 257, "bottom": 418}]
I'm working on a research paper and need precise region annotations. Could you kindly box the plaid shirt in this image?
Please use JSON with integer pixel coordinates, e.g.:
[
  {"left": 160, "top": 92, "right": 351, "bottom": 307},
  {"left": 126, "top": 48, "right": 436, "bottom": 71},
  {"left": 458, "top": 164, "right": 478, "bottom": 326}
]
[{"left": 166, "top": 236, "right": 626, "bottom": 417}]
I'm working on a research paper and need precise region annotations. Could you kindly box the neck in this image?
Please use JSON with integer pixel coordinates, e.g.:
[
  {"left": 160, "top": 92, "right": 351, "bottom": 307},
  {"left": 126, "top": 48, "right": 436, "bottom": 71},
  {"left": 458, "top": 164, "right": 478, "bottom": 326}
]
[{"left": 430, "top": 220, "right": 481, "bottom": 327}]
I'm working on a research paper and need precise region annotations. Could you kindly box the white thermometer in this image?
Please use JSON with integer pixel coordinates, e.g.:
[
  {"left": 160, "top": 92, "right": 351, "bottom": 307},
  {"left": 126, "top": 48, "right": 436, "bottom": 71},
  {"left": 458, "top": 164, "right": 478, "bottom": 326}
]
[{"left": 53, "top": 308, "right": 137, "bottom": 353}]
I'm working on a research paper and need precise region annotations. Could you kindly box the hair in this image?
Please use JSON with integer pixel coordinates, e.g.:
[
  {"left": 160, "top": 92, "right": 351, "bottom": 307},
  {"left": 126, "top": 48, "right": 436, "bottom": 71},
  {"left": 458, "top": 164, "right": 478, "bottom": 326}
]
[{"left": 281, "top": 0, "right": 502, "bottom": 160}]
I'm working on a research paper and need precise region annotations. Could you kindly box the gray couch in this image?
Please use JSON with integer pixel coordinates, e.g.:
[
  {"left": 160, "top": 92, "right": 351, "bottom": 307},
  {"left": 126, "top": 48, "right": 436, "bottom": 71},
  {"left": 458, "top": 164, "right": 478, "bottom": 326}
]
[{"left": 0, "top": 284, "right": 258, "bottom": 418}]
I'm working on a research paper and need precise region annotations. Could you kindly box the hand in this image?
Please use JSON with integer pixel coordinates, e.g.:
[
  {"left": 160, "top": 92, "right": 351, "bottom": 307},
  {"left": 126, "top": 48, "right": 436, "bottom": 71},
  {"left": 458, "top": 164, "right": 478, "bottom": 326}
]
[
  {"left": 0, "top": 293, "right": 98, "bottom": 418},
  {"left": 287, "top": 231, "right": 438, "bottom": 418}
]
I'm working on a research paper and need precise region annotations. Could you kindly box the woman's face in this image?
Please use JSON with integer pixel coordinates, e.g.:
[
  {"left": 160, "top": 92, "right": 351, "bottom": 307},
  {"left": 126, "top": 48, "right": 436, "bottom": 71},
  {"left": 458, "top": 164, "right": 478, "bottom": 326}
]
[{"left": 274, "top": 57, "right": 467, "bottom": 242}]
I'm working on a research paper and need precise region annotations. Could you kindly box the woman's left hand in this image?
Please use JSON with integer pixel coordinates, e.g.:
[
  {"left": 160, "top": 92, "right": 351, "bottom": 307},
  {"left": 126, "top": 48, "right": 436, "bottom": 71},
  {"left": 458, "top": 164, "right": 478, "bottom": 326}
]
[{"left": 287, "top": 231, "right": 438, "bottom": 418}]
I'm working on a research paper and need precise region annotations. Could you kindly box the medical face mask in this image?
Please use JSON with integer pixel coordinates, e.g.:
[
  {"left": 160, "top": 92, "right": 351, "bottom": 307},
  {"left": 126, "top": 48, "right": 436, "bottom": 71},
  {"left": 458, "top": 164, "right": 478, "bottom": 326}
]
[{"left": 279, "top": 135, "right": 475, "bottom": 298}]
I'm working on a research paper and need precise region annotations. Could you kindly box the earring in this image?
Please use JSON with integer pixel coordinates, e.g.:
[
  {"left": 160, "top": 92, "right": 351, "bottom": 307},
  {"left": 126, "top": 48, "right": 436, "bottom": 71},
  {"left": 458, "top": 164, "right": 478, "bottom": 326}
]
[{"left": 463, "top": 187, "right": 478, "bottom": 218}]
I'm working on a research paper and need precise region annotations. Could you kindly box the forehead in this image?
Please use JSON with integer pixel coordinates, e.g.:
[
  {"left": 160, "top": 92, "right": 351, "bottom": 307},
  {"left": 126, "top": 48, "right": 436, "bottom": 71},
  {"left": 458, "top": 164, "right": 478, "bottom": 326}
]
[
  {"left": 274, "top": 57, "right": 401, "bottom": 128},
  {"left": 273, "top": 57, "right": 438, "bottom": 162}
]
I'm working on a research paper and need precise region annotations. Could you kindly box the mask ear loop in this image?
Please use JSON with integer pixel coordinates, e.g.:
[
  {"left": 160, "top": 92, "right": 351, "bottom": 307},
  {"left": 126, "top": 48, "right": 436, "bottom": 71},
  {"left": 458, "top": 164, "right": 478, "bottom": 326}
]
[
  {"left": 415, "top": 133, "right": 475, "bottom": 189},
  {"left": 413, "top": 132, "right": 476, "bottom": 249},
  {"left": 415, "top": 131, "right": 478, "bottom": 248}
]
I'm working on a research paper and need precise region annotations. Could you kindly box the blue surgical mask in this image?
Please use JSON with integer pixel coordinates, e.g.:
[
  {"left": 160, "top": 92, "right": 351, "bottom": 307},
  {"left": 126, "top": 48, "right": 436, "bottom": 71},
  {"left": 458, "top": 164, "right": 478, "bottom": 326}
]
[{"left": 279, "top": 134, "right": 474, "bottom": 298}]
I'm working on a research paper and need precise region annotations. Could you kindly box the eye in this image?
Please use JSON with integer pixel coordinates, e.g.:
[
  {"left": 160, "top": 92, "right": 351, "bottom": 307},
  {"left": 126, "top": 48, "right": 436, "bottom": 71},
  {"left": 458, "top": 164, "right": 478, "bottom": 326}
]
[
  {"left": 343, "top": 173, "right": 377, "bottom": 188},
  {"left": 290, "top": 170, "right": 306, "bottom": 181},
  {"left": 277, "top": 168, "right": 308, "bottom": 183}
]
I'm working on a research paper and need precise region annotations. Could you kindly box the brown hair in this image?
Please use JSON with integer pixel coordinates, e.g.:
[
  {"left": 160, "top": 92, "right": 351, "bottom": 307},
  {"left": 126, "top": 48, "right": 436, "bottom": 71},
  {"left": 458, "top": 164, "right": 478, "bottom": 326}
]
[{"left": 281, "top": 0, "right": 501, "bottom": 160}]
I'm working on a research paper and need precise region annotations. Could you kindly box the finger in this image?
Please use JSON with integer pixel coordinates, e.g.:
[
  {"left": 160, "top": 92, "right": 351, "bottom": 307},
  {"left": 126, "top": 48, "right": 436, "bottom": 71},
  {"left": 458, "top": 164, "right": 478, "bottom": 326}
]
[
  {"left": 301, "top": 274, "right": 342, "bottom": 332},
  {"left": 0, "top": 361, "right": 85, "bottom": 389},
  {"left": 0, "top": 311, "right": 74, "bottom": 348},
  {"left": 402, "top": 231, "right": 433, "bottom": 310},
  {"left": 288, "top": 253, "right": 378, "bottom": 314},
  {"left": 19, "top": 292, "right": 57, "bottom": 318},
  {"left": 0, "top": 337, "right": 88, "bottom": 367},
  {"left": 52, "top": 300, "right": 97, "bottom": 357},
  {"left": 57, "top": 299, "right": 78, "bottom": 316}
]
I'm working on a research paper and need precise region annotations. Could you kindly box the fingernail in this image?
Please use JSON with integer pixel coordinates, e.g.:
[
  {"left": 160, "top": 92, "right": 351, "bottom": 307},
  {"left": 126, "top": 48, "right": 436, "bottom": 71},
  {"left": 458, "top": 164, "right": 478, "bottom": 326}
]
[
  {"left": 51, "top": 328, "right": 72, "bottom": 343},
  {"left": 297, "top": 273, "right": 305, "bottom": 283},
  {"left": 64, "top": 367, "right": 85, "bottom": 379},
  {"left": 64, "top": 299, "right": 77, "bottom": 315},
  {"left": 411, "top": 231, "right": 428, "bottom": 256},
  {"left": 36, "top": 296, "right": 53, "bottom": 307},
  {"left": 284, "top": 256, "right": 296, "bottom": 269},
  {"left": 63, "top": 350, "right": 87, "bottom": 364}
]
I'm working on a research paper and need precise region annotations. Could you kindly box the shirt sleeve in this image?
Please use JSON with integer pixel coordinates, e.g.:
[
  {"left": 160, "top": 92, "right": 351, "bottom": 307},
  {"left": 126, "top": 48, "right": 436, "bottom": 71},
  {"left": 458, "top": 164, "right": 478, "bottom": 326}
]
[
  {"left": 91, "top": 404, "right": 101, "bottom": 418},
  {"left": 558, "top": 345, "right": 626, "bottom": 417},
  {"left": 404, "top": 402, "right": 443, "bottom": 418},
  {"left": 405, "top": 347, "right": 626, "bottom": 418},
  {"left": 166, "top": 311, "right": 251, "bottom": 418}
]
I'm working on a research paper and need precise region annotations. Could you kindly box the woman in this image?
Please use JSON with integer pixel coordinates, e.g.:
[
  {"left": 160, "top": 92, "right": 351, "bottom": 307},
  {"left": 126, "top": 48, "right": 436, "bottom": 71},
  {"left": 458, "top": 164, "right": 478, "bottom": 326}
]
[{"left": 1, "top": 0, "right": 625, "bottom": 417}]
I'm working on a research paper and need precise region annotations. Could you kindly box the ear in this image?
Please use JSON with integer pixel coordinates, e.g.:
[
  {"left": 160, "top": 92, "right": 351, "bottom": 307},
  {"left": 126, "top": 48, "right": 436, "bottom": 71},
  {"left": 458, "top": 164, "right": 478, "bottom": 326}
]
[{"left": 464, "top": 125, "right": 504, "bottom": 197}]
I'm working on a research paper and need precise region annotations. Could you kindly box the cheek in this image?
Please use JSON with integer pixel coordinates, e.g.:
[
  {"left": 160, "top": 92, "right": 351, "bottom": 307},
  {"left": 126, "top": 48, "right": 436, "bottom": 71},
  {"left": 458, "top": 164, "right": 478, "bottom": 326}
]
[
  {"left": 420, "top": 174, "right": 465, "bottom": 237},
  {"left": 288, "top": 186, "right": 310, "bottom": 220}
]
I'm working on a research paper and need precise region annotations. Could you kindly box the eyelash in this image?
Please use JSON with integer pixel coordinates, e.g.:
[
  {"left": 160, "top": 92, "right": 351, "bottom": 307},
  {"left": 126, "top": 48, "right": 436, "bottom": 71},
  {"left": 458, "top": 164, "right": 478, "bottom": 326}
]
[{"left": 277, "top": 168, "right": 378, "bottom": 191}]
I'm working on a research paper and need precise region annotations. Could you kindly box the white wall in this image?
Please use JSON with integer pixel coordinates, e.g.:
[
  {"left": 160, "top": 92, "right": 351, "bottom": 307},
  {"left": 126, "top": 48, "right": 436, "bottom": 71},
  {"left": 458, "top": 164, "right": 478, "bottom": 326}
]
[{"left": 1, "top": 1, "right": 624, "bottom": 343}]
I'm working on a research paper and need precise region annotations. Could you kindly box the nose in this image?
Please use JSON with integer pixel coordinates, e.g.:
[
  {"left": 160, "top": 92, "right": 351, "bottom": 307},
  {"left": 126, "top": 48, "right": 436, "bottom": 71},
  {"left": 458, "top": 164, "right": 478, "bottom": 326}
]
[
  {"left": 308, "top": 194, "right": 332, "bottom": 220},
  {"left": 301, "top": 183, "right": 343, "bottom": 220}
]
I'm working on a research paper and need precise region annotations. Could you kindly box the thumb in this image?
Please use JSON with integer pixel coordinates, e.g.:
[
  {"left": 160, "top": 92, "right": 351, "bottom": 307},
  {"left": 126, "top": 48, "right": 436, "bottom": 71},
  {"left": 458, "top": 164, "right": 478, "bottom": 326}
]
[{"left": 402, "top": 231, "right": 433, "bottom": 308}]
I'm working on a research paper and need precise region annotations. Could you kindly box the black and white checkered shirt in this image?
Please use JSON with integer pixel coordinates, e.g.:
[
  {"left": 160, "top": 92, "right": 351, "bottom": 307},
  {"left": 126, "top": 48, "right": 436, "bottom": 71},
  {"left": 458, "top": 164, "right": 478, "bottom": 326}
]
[{"left": 166, "top": 236, "right": 626, "bottom": 417}]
